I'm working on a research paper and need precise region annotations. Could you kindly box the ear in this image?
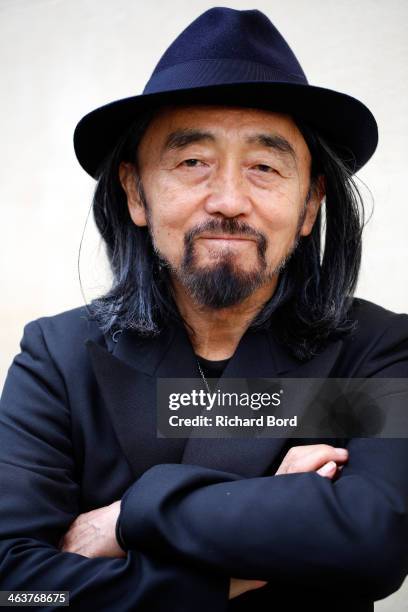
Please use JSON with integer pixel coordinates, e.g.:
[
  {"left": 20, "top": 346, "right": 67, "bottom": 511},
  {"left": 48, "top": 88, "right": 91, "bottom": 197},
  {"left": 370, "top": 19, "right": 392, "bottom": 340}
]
[
  {"left": 119, "top": 162, "right": 148, "bottom": 227},
  {"left": 299, "top": 175, "right": 326, "bottom": 237}
]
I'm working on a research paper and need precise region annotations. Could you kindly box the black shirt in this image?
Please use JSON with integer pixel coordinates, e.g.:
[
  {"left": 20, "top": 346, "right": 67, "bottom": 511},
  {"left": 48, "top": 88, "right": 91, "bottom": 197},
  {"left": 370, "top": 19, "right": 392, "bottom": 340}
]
[{"left": 195, "top": 354, "right": 231, "bottom": 390}]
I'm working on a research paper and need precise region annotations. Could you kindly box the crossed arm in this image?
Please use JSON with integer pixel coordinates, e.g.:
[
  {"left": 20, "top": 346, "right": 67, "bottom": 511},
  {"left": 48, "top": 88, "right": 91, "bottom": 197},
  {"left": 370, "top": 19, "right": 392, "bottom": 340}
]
[
  {"left": 1, "top": 318, "right": 408, "bottom": 609},
  {"left": 59, "top": 444, "right": 348, "bottom": 600},
  {"left": 60, "top": 439, "right": 408, "bottom": 601}
]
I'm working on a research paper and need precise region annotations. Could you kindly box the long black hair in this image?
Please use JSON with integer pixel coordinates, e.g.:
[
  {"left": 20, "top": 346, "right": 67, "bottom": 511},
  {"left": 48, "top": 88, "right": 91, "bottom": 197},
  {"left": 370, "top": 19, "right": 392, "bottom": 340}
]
[{"left": 85, "top": 105, "right": 368, "bottom": 361}]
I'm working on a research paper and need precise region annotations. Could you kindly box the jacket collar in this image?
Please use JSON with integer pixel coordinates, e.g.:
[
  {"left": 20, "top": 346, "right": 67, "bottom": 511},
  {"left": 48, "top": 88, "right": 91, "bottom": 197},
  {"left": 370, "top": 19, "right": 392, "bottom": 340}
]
[{"left": 85, "top": 318, "right": 343, "bottom": 478}]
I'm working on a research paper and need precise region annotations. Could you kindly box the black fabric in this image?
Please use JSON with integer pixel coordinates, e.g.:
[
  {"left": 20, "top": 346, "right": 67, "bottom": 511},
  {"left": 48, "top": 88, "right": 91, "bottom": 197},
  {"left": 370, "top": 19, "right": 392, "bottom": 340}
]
[
  {"left": 196, "top": 354, "right": 232, "bottom": 392},
  {"left": 73, "top": 7, "right": 378, "bottom": 179},
  {"left": 1, "top": 297, "right": 408, "bottom": 609},
  {"left": 196, "top": 353, "right": 231, "bottom": 388}
]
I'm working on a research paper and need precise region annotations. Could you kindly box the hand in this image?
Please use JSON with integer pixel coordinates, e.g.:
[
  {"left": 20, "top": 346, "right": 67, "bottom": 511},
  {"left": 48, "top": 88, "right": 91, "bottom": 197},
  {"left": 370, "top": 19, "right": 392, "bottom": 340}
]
[
  {"left": 61, "top": 505, "right": 268, "bottom": 596},
  {"left": 227, "top": 444, "right": 348, "bottom": 598},
  {"left": 275, "top": 443, "right": 349, "bottom": 479},
  {"left": 59, "top": 500, "right": 126, "bottom": 559},
  {"left": 229, "top": 577, "right": 268, "bottom": 599}
]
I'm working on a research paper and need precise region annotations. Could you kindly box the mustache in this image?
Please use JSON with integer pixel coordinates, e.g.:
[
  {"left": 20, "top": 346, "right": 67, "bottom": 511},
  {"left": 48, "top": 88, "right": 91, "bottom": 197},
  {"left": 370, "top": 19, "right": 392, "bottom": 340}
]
[{"left": 185, "top": 218, "right": 266, "bottom": 246}]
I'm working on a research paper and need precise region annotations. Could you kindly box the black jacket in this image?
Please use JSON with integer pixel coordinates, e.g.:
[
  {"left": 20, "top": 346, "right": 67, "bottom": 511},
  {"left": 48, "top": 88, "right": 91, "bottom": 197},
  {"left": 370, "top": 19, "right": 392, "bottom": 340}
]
[{"left": 0, "top": 297, "right": 408, "bottom": 611}]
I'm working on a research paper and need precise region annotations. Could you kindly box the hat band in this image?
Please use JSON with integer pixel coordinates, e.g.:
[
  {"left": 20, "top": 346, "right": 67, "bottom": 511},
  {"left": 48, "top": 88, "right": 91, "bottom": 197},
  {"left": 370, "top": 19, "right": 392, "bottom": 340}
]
[{"left": 143, "top": 58, "right": 308, "bottom": 95}]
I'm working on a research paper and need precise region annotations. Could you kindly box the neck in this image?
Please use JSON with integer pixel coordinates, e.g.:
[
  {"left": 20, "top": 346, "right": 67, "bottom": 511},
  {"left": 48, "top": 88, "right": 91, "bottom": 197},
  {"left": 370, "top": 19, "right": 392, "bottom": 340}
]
[{"left": 171, "top": 276, "right": 279, "bottom": 360}]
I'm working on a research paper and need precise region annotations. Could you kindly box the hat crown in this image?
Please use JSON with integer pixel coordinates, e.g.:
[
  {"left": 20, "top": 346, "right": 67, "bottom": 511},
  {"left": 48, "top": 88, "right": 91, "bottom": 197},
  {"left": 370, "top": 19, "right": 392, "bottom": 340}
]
[
  {"left": 143, "top": 7, "right": 307, "bottom": 93},
  {"left": 73, "top": 6, "right": 378, "bottom": 178}
]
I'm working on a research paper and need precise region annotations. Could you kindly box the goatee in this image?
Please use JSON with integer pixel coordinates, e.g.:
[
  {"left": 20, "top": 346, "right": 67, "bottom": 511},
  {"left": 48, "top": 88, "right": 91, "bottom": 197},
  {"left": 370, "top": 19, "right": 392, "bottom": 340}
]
[{"left": 151, "top": 217, "right": 302, "bottom": 309}]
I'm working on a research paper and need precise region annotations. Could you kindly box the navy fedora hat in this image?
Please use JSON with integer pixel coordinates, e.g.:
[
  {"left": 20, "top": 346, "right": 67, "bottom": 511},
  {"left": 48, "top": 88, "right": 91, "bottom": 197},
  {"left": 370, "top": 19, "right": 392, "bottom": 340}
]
[{"left": 73, "top": 6, "right": 378, "bottom": 179}]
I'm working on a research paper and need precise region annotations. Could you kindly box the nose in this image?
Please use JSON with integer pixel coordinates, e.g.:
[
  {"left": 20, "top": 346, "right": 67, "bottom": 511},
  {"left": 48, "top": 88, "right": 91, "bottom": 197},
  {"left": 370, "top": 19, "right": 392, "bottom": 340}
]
[{"left": 203, "top": 160, "right": 252, "bottom": 217}]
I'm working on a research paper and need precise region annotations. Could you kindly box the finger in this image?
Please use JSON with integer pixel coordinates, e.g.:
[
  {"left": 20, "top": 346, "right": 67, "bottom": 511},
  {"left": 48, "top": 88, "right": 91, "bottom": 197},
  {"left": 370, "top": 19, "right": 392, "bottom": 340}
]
[
  {"left": 229, "top": 578, "right": 268, "bottom": 599},
  {"left": 285, "top": 444, "right": 345, "bottom": 456},
  {"left": 299, "top": 445, "right": 348, "bottom": 465},
  {"left": 278, "top": 446, "right": 348, "bottom": 474},
  {"left": 317, "top": 460, "right": 337, "bottom": 478}
]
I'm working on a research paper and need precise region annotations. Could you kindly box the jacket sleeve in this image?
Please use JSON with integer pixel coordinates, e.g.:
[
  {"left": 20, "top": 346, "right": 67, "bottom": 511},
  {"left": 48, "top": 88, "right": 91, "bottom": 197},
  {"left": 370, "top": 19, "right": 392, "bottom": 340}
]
[
  {"left": 118, "top": 314, "right": 408, "bottom": 601},
  {"left": 0, "top": 320, "right": 229, "bottom": 612}
]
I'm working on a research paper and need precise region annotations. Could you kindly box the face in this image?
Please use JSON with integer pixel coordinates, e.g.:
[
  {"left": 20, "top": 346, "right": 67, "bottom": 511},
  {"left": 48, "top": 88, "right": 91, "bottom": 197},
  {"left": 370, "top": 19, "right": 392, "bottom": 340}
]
[{"left": 120, "top": 104, "right": 324, "bottom": 309}]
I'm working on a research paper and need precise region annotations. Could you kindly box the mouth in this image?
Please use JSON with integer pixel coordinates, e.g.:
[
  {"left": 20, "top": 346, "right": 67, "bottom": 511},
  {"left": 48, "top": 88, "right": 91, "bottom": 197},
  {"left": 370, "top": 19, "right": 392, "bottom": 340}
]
[{"left": 198, "top": 234, "right": 256, "bottom": 242}]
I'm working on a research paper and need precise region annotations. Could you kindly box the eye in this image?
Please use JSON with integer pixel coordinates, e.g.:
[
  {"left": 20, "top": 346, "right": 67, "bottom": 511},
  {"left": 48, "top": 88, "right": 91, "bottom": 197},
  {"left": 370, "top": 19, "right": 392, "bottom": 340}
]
[
  {"left": 253, "top": 164, "right": 278, "bottom": 174},
  {"left": 180, "top": 158, "right": 206, "bottom": 168}
]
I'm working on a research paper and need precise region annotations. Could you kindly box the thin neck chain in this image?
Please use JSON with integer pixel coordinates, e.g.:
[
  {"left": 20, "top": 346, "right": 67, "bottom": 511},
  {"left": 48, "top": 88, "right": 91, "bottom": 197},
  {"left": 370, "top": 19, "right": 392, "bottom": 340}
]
[{"left": 196, "top": 358, "right": 211, "bottom": 394}]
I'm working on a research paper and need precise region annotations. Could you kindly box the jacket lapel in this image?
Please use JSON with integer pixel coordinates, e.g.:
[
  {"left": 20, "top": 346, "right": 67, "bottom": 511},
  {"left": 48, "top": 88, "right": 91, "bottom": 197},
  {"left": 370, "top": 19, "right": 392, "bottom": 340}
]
[
  {"left": 181, "top": 327, "right": 344, "bottom": 476},
  {"left": 85, "top": 321, "right": 199, "bottom": 478},
  {"left": 85, "top": 320, "right": 344, "bottom": 479}
]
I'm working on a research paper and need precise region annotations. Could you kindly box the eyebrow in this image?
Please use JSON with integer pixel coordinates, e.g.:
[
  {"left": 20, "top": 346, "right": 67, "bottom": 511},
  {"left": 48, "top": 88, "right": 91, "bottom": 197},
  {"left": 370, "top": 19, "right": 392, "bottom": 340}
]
[
  {"left": 246, "top": 133, "right": 297, "bottom": 165},
  {"left": 162, "top": 129, "right": 215, "bottom": 155},
  {"left": 161, "top": 128, "right": 298, "bottom": 165}
]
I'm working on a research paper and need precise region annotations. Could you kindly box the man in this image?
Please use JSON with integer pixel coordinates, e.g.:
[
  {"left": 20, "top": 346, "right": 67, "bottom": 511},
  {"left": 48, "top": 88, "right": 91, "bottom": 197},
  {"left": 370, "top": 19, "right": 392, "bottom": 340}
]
[{"left": 0, "top": 6, "right": 407, "bottom": 611}]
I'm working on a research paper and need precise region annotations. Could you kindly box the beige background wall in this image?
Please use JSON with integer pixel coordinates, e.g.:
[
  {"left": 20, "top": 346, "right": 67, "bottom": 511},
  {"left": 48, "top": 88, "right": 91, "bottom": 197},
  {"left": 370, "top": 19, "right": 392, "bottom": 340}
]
[{"left": 1, "top": 1, "right": 407, "bottom": 608}]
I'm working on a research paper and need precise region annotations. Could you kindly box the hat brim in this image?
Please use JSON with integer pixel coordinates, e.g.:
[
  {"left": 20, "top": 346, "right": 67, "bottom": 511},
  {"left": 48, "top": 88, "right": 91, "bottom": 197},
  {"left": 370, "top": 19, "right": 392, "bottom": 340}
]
[{"left": 73, "top": 81, "right": 378, "bottom": 179}]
